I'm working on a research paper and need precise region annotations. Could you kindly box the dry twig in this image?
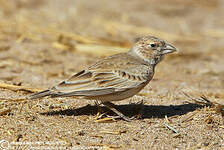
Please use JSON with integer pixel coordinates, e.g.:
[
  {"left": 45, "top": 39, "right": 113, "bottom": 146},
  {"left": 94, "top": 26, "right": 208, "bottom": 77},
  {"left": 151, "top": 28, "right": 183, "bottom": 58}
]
[
  {"left": 100, "top": 130, "right": 126, "bottom": 135},
  {"left": 95, "top": 117, "right": 117, "bottom": 123},
  {"left": 164, "top": 123, "right": 178, "bottom": 133},
  {"left": 0, "top": 82, "right": 43, "bottom": 93},
  {"left": 182, "top": 92, "right": 224, "bottom": 115},
  {"left": 0, "top": 108, "right": 11, "bottom": 116}
]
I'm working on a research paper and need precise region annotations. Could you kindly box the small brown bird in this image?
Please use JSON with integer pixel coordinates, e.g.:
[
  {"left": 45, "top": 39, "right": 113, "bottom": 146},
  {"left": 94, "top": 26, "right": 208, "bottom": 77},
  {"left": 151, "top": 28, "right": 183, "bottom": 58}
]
[{"left": 29, "top": 36, "right": 177, "bottom": 121}]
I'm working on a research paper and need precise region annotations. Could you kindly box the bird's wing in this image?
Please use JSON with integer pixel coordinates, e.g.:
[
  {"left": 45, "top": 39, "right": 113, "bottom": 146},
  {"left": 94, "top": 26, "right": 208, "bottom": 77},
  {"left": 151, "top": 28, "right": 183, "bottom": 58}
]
[{"left": 50, "top": 63, "right": 153, "bottom": 97}]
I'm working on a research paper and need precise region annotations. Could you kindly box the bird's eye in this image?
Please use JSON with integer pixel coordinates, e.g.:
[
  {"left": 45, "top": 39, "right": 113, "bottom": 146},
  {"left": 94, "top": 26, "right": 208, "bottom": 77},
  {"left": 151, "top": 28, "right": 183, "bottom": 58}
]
[{"left": 150, "top": 44, "right": 156, "bottom": 47}]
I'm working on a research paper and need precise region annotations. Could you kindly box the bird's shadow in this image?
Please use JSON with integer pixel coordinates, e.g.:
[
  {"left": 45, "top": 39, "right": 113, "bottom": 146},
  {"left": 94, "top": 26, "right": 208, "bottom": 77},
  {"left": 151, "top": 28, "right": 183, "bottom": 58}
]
[{"left": 41, "top": 102, "right": 204, "bottom": 119}]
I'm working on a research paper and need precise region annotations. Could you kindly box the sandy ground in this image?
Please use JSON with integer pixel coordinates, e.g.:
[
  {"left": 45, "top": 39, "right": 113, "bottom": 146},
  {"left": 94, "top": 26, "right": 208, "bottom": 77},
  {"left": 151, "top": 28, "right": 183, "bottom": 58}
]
[{"left": 0, "top": 0, "right": 224, "bottom": 149}]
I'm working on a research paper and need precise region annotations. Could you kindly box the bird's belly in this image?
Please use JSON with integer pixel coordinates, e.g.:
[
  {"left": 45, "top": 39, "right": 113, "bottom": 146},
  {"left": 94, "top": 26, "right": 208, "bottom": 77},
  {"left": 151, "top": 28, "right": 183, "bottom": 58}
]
[{"left": 86, "top": 87, "right": 144, "bottom": 102}]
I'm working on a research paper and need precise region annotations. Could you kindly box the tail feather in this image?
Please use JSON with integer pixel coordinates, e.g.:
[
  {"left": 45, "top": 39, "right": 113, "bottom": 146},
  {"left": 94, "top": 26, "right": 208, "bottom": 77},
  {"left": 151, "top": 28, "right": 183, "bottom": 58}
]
[
  {"left": 29, "top": 90, "right": 53, "bottom": 99},
  {"left": 29, "top": 87, "right": 116, "bottom": 99}
]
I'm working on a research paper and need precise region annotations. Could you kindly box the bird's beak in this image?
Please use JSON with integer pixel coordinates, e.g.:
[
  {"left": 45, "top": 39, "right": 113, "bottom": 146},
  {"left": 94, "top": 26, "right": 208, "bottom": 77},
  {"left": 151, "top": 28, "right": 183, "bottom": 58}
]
[{"left": 162, "top": 43, "right": 177, "bottom": 55}]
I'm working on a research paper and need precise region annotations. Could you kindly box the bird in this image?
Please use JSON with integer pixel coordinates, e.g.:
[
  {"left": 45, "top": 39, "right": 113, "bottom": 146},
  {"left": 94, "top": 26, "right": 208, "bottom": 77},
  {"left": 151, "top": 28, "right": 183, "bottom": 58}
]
[{"left": 29, "top": 36, "right": 177, "bottom": 121}]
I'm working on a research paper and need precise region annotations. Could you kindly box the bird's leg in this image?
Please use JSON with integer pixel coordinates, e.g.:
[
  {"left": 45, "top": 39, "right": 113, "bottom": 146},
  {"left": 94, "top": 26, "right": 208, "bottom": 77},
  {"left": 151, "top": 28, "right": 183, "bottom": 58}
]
[
  {"left": 102, "top": 102, "right": 132, "bottom": 122},
  {"left": 94, "top": 100, "right": 104, "bottom": 119},
  {"left": 136, "top": 99, "right": 144, "bottom": 119},
  {"left": 94, "top": 100, "right": 101, "bottom": 111}
]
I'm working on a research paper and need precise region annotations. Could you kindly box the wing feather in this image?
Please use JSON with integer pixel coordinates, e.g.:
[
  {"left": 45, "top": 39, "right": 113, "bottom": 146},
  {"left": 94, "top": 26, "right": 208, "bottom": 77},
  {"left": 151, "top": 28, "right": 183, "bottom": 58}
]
[{"left": 50, "top": 65, "right": 151, "bottom": 97}]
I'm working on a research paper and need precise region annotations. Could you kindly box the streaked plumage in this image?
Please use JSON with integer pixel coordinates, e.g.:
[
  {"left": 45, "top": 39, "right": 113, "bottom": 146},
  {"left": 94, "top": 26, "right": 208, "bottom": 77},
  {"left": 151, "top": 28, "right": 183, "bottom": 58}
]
[{"left": 29, "top": 36, "right": 177, "bottom": 121}]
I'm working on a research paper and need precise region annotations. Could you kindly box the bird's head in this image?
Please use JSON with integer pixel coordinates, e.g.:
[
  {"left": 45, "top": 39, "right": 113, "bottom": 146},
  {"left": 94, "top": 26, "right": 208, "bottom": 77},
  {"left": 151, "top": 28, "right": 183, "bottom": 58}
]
[{"left": 129, "top": 36, "right": 177, "bottom": 66}]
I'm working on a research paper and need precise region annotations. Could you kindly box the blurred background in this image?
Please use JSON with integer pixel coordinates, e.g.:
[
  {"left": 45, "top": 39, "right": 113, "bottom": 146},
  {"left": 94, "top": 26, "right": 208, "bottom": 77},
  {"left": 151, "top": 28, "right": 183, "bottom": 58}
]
[
  {"left": 0, "top": 0, "right": 224, "bottom": 149},
  {"left": 0, "top": 0, "right": 223, "bottom": 96}
]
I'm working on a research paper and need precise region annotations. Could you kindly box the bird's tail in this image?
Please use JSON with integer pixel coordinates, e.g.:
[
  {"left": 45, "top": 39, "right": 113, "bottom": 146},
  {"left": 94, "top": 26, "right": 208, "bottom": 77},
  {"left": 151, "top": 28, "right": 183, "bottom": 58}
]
[
  {"left": 29, "top": 89, "right": 88, "bottom": 99},
  {"left": 29, "top": 90, "right": 54, "bottom": 99}
]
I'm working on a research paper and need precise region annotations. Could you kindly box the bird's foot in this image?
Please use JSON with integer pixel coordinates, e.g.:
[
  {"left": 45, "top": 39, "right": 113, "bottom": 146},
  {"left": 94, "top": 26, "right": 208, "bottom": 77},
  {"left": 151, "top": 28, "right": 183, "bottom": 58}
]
[
  {"left": 102, "top": 102, "right": 134, "bottom": 122},
  {"left": 111, "top": 115, "right": 135, "bottom": 122}
]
